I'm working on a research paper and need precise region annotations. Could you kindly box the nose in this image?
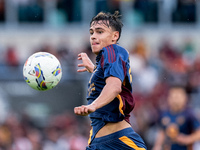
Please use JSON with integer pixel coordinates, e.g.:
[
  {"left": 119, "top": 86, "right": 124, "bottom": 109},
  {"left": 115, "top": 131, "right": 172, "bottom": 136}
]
[{"left": 90, "top": 32, "right": 96, "bottom": 40}]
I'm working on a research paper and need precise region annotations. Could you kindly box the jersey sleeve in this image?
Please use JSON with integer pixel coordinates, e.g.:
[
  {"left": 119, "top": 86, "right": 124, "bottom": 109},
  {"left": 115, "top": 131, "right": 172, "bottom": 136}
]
[
  {"left": 101, "top": 46, "right": 125, "bottom": 82},
  {"left": 188, "top": 110, "right": 200, "bottom": 130}
]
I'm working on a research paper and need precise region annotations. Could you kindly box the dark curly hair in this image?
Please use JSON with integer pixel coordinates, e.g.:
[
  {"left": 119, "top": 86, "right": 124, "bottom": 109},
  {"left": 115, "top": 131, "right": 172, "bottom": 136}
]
[{"left": 90, "top": 11, "right": 123, "bottom": 41}]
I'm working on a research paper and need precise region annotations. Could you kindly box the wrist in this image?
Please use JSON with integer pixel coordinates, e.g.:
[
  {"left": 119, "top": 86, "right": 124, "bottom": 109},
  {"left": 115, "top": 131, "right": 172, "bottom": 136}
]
[
  {"left": 92, "top": 64, "right": 95, "bottom": 72},
  {"left": 88, "top": 64, "right": 94, "bottom": 73},
  {"left": 91, "top": 101, "right": 98, "bottom": 110},
  {"left": 91, "top": 64, "right": 95, "bottom": 72}
]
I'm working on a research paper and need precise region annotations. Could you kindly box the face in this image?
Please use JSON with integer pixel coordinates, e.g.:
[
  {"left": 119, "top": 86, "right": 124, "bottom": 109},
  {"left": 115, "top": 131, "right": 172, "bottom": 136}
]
[
  {"left": 167, "top": 88, "right": 187, "bottom": 112},
  {"left": 89, "top": 20, "right": 119, "bottom": 55}
]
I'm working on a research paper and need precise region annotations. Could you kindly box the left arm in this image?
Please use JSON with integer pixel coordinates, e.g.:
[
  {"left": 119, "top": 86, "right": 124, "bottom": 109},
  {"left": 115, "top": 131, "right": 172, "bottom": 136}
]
[
  {"left": 74, "top": 76, "right": 122, "bottom": 116},
  {"left": 77, "top": 53, "right": 94, "bottom": 73},
  {"left": 174, "top": 128, "right": 200, "bottom": 145}
]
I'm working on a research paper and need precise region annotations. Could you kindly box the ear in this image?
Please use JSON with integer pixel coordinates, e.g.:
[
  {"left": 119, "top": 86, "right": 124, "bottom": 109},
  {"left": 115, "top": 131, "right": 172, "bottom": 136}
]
[{"left": 112, "top": 31, "right": 119, "bottom": 43}]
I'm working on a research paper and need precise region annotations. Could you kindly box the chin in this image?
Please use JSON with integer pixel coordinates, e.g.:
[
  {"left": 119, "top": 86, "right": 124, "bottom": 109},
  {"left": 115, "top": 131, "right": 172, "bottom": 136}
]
[
  {"left": 92, "top": 50, "right": 100, "bottom": 55},
  {"left": 92, "top": 47, "right": 101, "bottom": 55}
]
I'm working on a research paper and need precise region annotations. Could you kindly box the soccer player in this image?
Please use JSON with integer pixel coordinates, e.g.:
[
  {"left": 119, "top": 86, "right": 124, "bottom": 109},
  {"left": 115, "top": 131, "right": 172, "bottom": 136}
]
[
  {"left": 74, "top": 11, "right": 146, "bottom": 150},
  {"left": 152, "top": 85, "right": 200, "bottom": 150}
]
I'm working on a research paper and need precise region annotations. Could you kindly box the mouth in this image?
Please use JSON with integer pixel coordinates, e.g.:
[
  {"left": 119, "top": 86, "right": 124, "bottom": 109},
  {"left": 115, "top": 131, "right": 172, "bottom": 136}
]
[{"left": 92, "top": 42, "right": 99, "bottom": 45}]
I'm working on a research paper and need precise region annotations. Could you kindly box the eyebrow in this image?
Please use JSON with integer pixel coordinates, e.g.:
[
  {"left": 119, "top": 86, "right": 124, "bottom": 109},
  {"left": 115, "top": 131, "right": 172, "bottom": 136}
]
[{"left": 89, "top": 27, "right": 105, "bottom": 32}]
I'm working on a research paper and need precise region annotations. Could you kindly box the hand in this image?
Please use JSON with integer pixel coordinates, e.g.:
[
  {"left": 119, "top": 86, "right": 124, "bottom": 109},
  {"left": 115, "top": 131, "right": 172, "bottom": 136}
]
[
  {"left": 77, "top": 53, "right": 94, "bottom": 73},
  {"left": 151, "top": 145, "right": 162, "bottom": 150},
  {"left": 74, "top": 103, "right": 96, "bottom": 116}
]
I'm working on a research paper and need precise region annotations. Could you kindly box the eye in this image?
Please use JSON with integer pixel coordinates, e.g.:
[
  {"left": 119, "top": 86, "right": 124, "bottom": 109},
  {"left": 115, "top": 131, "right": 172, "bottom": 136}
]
[
  {"left": 98, "top": 31, "right": 103, "bottom": 34},
  {"left": 90, "top": 31, "right": 93, "bottom": 35}
]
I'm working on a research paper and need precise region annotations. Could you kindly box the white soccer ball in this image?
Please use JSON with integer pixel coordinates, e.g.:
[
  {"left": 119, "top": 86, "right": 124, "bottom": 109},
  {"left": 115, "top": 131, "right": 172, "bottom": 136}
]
[{"left": 23, "top": 52, "right": 62, "bottom": 91}]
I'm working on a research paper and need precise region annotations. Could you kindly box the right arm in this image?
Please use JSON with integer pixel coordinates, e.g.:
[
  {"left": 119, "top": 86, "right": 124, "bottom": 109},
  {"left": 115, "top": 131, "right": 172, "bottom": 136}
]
[
  {"left": 74, "top": 76, "right": 122, "bottom": 116},
  {"left": 152, "top": 129, "right": 165, "bottom": 150},
  {"left": 174, "top": 128, "right": 200, "bottom": 145}
]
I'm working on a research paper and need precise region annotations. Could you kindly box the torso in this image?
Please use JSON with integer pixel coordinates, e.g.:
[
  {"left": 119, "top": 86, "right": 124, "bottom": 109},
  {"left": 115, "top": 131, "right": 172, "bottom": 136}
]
[
  {"left": 88, "top": 44, "right": 134, "bottom": 143},
  {"left": 95, "top": 120, "right": 131, "bottom": 138}
]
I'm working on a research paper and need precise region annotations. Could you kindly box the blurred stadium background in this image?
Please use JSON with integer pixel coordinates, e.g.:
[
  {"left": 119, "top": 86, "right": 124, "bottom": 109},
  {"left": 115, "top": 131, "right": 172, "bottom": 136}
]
[{"left": 0, "top": 0, "right": 200, "bottom": 149}]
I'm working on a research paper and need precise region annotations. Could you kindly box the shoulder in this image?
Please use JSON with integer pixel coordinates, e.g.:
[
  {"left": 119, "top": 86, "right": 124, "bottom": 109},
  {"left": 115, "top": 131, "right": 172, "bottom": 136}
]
[
  {"left": 158, "top": 110, "right": 172, "bottom": 120},
  {"left": 184, "top": 108, "right": 198, "bottom": 119},
  {"left": 102, "top": 44, "right": 127, "bottom": 53},
  {"left": 106, "top": 44, "right": 127, "bottom": 51},
  {"left": 102, "top": 44, "right": 129, "bottom": 60}
]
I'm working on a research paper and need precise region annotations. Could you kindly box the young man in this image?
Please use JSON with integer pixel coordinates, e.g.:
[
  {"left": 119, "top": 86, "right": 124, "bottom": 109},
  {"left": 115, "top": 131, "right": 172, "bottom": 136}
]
[
  {"left": 152, "top": 85, "right": 200, "bottom": 150},
  {"left": 74, "top": 11, "right": 147, "bottom": 150}
]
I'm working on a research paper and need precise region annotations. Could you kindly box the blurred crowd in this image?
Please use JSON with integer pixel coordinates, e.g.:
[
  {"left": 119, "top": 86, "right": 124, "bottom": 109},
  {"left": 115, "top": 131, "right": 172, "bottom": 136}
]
[
  {"left": 0, "top": 42, "right": 92, "bottom": 149},
  {"left": 0, "top": 0, "right": 197, "bottom": 24},
  {"left": 129, "top": 37, "right": 200, "bottom": 149},
  {"left": 0, "top": 111, "right": 89, "bottom": 150}
]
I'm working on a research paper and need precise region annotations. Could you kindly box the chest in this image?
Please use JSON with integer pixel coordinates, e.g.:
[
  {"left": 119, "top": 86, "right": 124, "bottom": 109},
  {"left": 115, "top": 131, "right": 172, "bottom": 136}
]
[
  {"left": 161, "top": 113, "right": 192, "bottom": 135},
  {"left": 89, "top": 65, "right": 104, "bottom": 84}
]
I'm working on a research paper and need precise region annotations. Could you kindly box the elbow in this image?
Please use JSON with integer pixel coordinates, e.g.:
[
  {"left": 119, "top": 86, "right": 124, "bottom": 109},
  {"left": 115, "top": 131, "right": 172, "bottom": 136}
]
[
  {"left": 112, "top": 81, "right": 122, "bottom": 94},
  {"left": 106, "top": 77, "right": 122, "bottom": 94},
  {"left": 114, "top": 86, "right": 122, "bottom": 94}
]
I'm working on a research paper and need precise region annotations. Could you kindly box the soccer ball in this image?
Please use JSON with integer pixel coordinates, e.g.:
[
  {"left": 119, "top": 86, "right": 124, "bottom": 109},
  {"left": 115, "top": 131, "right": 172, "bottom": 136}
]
[{"left": 23, "top": 52, "right": 62, "bottom": 91}]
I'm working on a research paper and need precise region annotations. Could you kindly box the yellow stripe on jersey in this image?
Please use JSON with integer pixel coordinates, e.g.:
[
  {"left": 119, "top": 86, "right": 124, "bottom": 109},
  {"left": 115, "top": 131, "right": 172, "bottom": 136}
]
[
  {"left": 119, "top": 136, "right": 146, "bottom": 150},
  {"left": 129, "top": 67, "right": 132, "bottom": 83},
  {"left": 117, "top": 95, "right": 124, "bottom": 115},
  {"left": 88, "top": 127, "right": 93, "bottom": 145}
]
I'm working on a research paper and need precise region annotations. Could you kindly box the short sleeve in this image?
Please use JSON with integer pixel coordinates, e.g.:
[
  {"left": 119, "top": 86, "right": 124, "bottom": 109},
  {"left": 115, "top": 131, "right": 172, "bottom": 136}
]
[
  {"left": 188, "top": 110, "right": 200, "bottom": 130},
  {"left": 101, "top": 46, "right": 125, "bottom": 82}
]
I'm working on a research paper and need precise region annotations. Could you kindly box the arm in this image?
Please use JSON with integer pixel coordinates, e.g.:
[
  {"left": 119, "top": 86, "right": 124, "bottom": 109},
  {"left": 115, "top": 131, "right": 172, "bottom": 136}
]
[
  {"left": 152, "top": 129, "right": 165, "bottom": 150},
  {"left": 77, "top": 53, "right": 94, "bottom": 73},
  {"left": 174, "top": 128, "right": 200, "bottom": 145},
  {"left": 74, "top": 76, "right": 122, "bottom": 116}
]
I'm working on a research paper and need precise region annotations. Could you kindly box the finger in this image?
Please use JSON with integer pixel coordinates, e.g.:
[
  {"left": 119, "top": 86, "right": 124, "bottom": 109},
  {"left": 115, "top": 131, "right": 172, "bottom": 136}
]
[
  {"left": 84, "top": 107, "right": 89, "bottom": 114},
  {"left": 77, "top": 68, "right": 87, "bottom": 72},
  {"left": 74, "top": 107, "right": 80, "bottom": 115},
  {"left": 81, "top": 106, "right": 87, "bottom": 115},
  {"left": 82, "top": 108, "right": 90, "bottom": 116},
  {"left": 78, "top": 63, "right": 84, "bottom": 67},
  {"left": 78, "top": 107, "right": 82, "bottom": 115},
  {"left": 81, "top": 55, "right": 88, "bottom": 61},
  {"left": 76, "top": 107, "right": 81, "bottom": 115},
  {"left": 74, "top": 107, "right": 77, "bottom": 114},
  {"left": 78, "top": 53, "right": 86, "bottom": 57},
  {"left": 77, "top": 57, "right": 82, "bottom": 60},
  {"left": 79, "top": 105, "right": 89, "bottom": 116}
]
